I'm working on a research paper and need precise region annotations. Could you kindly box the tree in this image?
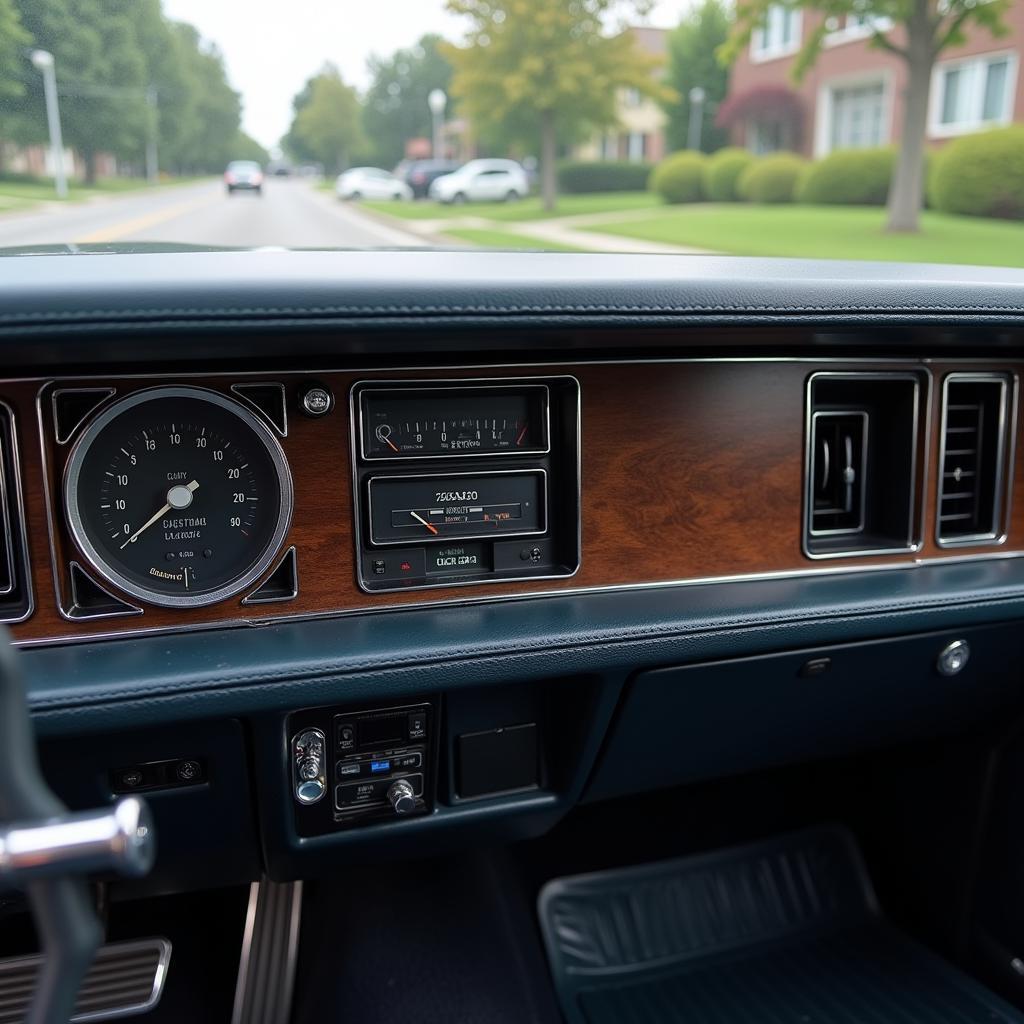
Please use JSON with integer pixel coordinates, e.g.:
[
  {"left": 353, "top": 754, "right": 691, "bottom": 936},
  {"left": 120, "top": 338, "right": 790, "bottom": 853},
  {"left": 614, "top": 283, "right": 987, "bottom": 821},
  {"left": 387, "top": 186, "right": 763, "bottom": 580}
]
[
  {"left": 363, "top": 34, "right": 453, "bottom": 167},
  {"left": 230, "top": 131, "right": 270, "bottom": 166},
  {"left": 445, "top": 0, "right": 671, "bottom": 210},
  {"left": 284, "top": 66, "right": 364, "bottom": 174},
  {"left": 664, "top": 0, "right": 730, "bottom": 153},
  {"left": 0, "top": 0, "right": 31, "bottom": 104},
  {"left": 722, "top": 0, "right": 1011, "bottom": 232},
  {"left": 12, "top": 0, "right": 150, "bottom": 182}
]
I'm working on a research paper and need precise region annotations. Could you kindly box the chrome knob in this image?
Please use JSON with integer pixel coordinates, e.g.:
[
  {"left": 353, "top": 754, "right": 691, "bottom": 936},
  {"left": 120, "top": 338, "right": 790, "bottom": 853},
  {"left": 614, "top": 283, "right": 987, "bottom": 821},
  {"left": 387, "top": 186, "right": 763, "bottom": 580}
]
[
  {"left": 937, "top": 639, "right": 970, "bottom": 677},
  {"left": 387, "top": 778, "right": 416, "bottom": 815},
  {"left": 292, "top": 728, "right": 326, "bottom": 805}
]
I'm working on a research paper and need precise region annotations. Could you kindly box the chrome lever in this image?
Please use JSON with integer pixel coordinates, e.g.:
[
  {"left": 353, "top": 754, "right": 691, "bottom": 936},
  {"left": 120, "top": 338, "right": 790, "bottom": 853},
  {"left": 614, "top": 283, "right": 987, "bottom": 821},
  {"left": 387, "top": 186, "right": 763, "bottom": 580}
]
[{"left": 0, "top": 795, "right": 155, "bottom": 884}]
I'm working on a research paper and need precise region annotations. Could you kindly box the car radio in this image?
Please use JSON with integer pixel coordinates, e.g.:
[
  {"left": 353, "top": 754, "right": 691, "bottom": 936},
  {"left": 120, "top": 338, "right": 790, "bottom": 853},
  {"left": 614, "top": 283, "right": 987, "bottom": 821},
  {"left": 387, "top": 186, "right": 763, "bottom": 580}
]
[
  {"left": 351, "top": 377, "right": 581, "bottom": 592},
  {"left": 289, "top": 702, "right": 434, "bottom": 836}
]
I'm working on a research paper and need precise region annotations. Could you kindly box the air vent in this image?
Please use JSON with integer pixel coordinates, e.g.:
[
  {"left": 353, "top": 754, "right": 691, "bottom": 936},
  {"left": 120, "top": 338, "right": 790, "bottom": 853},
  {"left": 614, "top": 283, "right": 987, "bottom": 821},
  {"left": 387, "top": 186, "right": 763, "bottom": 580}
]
[
  {"left": 809, "top": 411, "right": 867, "bottom": 536},
  {"left": 937, "top": 374, "right": 1013, "bottom": 546},
  {"left": 0, "top": 402, "right": 32, "bottom": 622},
  {"left": 804, "top": 373, "right": 923, "bottom": 558}
]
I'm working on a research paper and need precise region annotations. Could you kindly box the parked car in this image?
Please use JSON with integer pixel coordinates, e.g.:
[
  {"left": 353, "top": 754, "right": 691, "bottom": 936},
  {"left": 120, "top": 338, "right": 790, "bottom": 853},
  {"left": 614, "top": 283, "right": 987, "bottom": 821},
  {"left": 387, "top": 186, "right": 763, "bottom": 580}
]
[
  {"left": 429, "top": 159, "right": 529, "bottom": 204},
  {"left": 401, "top": 159, "right": 461, "bottom": 199},
  {"left": 335, "top": 167, "right": 413, "bottom": 201},
  {"left": 224, "top": 160, "right": 263, "bottom": 195}
]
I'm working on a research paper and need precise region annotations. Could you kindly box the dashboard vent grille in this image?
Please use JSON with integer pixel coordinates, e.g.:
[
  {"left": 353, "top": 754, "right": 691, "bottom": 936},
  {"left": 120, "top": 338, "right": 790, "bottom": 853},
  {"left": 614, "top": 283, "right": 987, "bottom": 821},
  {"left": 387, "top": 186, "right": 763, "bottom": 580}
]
[
  {"left": 809, "top": 411, "right": 867, "bottom": 536},
  {"left": 937, "top": 374, "right": 1012, "bottom": 545},
  {"left": 0, "top": 402, "right": 32, "bottom": 623}
]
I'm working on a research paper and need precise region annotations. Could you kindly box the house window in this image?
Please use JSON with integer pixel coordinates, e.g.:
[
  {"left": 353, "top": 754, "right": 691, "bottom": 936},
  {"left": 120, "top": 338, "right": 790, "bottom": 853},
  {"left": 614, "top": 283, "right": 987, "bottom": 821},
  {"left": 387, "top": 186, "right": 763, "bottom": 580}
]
[
  {"left": 829, "top": 81, "right": 886, "bottom": 150},
  {"left": 751, "top": 5, "right": 802, "bottom": 61},
  {"left": 749, "top": 120, "right": 784, "bottom": 154},
  {"left": 627, "top": 132, "right": 646, "bottom": 161},
  {"left": 933, "top": 54, "right": 1015, "bottom": 135},
  {"left": 623, "top": 88, "right": 642, "bottom": 109}
]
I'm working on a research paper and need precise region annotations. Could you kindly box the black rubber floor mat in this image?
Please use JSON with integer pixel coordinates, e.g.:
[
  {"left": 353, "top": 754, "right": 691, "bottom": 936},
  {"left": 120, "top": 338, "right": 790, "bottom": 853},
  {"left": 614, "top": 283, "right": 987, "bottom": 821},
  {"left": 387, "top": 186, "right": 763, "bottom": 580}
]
[{"left": 538, "top": 826, "right": 1024, "bottom": 1024}]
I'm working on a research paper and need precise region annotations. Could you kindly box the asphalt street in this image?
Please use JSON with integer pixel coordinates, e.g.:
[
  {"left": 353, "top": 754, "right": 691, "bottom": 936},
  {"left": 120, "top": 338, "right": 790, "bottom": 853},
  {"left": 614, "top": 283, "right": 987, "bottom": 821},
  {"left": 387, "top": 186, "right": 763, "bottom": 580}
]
[{"left": 0, "top": 177, "right": 427, "bottom": 250}]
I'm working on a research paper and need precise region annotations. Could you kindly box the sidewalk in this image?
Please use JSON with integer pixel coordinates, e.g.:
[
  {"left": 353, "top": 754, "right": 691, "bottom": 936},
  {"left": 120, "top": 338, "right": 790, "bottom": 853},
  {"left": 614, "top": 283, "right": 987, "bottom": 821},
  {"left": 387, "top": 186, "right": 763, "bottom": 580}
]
[{"left": 358, "top": 206, "right": 716, "bottom": 254}]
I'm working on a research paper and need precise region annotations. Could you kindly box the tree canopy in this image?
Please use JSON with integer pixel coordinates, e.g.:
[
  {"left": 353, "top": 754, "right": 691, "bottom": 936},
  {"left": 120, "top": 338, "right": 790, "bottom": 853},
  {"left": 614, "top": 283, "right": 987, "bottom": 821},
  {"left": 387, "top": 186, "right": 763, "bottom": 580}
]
[
  {"left": 362, "top": 34, "right": 453, "bottom": 167},
  {"left": 445, "top": 0, "right": 673, "bottom": 208},
  {"left": 284, "top": 66, "right": 365, "bottom": 174},
  {"left": 663, "top": 0, "right": 730, "bottom": 153}
]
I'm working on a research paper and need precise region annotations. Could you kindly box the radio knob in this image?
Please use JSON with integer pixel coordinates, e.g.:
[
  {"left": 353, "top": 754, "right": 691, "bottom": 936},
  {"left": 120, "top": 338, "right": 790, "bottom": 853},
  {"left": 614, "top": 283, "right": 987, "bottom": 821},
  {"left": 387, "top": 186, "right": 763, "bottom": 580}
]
[{"left": 387, "top": 778, "right": 417, "bottom": 815}]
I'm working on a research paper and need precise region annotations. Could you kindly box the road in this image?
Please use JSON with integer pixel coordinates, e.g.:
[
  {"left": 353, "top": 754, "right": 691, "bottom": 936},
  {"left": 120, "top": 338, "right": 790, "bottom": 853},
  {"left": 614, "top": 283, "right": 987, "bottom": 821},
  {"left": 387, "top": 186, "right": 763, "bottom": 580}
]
[{"left": 0, "top": 177, "right": 428, "bottom": 250}]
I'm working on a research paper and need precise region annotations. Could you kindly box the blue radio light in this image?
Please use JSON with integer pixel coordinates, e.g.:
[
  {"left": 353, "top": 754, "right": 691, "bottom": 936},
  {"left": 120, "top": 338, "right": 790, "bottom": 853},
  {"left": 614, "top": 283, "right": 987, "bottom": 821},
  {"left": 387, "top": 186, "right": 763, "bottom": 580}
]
[{"left": 370, "top": 760, "right": 391, "bottom": 773}]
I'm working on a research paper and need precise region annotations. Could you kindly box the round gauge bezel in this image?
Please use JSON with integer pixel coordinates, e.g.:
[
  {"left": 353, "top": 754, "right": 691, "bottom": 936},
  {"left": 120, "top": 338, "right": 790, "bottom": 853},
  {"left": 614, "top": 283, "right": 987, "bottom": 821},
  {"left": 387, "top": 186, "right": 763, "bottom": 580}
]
[{"left": 64, "top": 386, "right": 294, "bottom": 609}]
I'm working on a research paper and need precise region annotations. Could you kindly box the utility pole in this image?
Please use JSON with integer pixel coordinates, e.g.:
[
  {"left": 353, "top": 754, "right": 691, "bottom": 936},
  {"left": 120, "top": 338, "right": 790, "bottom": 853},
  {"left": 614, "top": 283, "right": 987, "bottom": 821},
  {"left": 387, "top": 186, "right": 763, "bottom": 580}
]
[
  {"left": 687, "top": 86, "right": 706, "bottom": 152},
  {"left": 30, "top": 50, "right": 67, "bottom": 199},
  {"left": 428, "top": 89, "right": 447, "bottom": 160},
  {"left": 145, "top": 86, "right": 159, "bottom": 183}
]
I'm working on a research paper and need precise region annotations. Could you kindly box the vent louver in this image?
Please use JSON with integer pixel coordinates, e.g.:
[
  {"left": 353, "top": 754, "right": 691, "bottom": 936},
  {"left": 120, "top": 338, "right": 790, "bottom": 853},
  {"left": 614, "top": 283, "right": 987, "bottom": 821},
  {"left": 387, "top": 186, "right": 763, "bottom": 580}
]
[
  {"left": 937, "top": 374, "right": 1013, "bottom": 545},
  {"left": 0, "top": 402, "right": 32, "bottom": 623}
]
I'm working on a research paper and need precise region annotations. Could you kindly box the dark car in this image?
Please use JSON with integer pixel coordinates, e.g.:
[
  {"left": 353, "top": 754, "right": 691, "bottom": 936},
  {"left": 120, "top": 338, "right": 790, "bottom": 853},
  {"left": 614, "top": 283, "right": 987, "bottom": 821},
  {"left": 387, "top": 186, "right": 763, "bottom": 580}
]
[{"left": 401, "top": 159, "right": 460, "bottom": 198}]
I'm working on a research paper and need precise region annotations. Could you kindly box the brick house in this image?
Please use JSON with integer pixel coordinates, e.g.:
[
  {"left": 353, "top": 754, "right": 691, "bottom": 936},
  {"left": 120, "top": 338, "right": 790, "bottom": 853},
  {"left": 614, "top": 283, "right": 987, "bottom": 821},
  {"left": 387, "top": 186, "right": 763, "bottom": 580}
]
[
  {"left": 575, "top": 26, "right": 670, "bottom": 163},
  {"left": 722, "top": 5, "right": 1023, "bottom": 157}
]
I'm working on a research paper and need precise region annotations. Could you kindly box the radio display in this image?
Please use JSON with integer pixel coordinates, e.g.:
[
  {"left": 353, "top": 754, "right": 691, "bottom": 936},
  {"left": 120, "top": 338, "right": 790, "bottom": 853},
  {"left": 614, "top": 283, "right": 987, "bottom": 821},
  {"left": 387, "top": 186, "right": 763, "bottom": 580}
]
[{"left": 367, "top": 471, "right": 546, "bottom": 545}]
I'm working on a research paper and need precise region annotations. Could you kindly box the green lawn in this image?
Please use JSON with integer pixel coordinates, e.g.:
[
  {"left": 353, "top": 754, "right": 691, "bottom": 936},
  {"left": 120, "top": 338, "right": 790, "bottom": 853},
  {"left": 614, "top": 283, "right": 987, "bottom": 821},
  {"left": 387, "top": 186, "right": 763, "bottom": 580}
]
[
  {"left": 590, "top": 203, "right": 1024, "bottom": 267},
  {"left": 441, "top": 227, "right": 588, "bottom": 252},
  {"left": 0, "top": 175, "right": 205, "bottom": 210},
  {"left": 363, "top": 191, "right": 660, "bottom": 222}
]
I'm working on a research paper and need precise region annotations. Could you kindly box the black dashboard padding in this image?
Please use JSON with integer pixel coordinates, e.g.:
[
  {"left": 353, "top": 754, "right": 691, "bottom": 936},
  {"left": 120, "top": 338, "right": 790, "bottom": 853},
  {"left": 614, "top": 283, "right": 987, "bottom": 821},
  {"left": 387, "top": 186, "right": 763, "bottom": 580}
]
[
  {"left": 0, "top": 253, "right": 1023, "bottom": 355},
  {"left": 20, "top": 557, "right": 1024, "bottom": 735}
]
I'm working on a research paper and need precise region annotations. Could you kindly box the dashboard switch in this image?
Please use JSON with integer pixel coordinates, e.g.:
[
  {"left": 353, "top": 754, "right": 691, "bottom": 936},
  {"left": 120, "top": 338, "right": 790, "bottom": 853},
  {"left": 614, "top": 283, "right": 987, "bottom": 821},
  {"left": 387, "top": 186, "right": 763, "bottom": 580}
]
[
  {"left": 937, "top": 639, "right": 970, "bottom": 677},
  {"left": 292, "top": 728, "right": 326, "bottom": 805},
  {"left": 387, "top": 778, "right": 417, "bottom": 815}
]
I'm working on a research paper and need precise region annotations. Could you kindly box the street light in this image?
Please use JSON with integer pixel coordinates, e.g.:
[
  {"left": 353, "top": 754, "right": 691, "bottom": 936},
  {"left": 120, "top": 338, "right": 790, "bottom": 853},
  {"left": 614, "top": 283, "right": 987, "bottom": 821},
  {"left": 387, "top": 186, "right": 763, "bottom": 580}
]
[
  {"left": 30, "top": 49, "right": 67, "bottom": 199},
  {"left": 687, "top": 86, "right": 706, "bottom": 152},
  {"left": 428, "top": 88, "right": 447, "bottom": 160}
]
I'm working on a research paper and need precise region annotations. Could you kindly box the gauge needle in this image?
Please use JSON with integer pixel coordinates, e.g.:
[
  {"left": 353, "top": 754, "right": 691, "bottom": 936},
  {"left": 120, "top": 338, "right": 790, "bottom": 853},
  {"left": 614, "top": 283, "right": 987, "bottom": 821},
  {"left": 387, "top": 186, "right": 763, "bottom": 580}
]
[
  {"left": 385, "top": 437, "right": 399, "bottom": 453},
  {"left": 410, "top": 510, "right": 439, "bottom": 536},
  {"left": 120, "top": 479, "right": 199, "bottom": 549}
]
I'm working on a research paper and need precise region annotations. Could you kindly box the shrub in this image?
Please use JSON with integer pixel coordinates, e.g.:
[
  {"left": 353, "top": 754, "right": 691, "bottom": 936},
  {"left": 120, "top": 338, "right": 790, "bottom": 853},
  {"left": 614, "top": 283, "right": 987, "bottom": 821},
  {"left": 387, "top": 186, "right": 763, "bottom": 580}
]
[
  {"left": 737, "top": 153, "right": 806, "bottom": 203},
  {"left": 650, "top": 151, "right": 707, "bottom": 203},
  {"left": 557, "top": 160, "right": 654, "bottom": 193},
  {"left": 702, "top": 147, "right": 755, "bottom": 202},
  {"left": 797, "top": 147, "right": 895, "bottom": 205},
  {"left": 931, "top": 126, "right": 1024, "bottom": 219}
]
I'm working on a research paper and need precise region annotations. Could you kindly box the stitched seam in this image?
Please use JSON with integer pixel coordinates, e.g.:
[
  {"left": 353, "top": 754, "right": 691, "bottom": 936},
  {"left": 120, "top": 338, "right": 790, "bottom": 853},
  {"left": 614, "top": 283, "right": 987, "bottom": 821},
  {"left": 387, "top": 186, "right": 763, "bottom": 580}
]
[
  {"left": 30, "top": 588, "right": 1024, "bottom": 708},
  {"left": 2, "top": 303, "right": 1024, "bottom": 323}
]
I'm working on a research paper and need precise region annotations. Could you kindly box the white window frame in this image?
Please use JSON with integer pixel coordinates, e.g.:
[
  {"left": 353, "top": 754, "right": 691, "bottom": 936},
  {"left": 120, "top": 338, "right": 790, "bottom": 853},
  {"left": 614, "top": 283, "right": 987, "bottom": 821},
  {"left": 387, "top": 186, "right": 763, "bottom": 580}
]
[
  {"left": 750, "top": 5, "right": 803, "bottom": 63},
  {"left": 823, "top": 13, "right": 894, "bottom": 47},
  {"left": 814, "top": 70, "right": 894, "bottom": 157},
  {"left": 928, "top": 50, "right": 1018, "bottom": 138}
]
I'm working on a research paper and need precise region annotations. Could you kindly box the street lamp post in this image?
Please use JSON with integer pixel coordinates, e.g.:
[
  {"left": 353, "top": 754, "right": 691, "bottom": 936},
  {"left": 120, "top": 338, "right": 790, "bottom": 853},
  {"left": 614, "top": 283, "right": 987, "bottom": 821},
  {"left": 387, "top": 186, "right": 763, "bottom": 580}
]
[
  {"left": 428, "top": 89, "right": 447, "bottom": 160},
  {"left": 687, "top": 86, "right": 706, "bottom": 152},
  {"left": 30, "top": 49, "right": 67, "bottom": 199}
]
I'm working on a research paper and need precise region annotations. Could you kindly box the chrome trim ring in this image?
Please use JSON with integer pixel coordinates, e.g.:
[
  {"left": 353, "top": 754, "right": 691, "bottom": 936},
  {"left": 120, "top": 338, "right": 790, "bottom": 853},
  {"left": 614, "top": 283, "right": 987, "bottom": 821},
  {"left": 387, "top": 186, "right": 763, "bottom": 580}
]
[{"left": 64, "top": 386, "right": 293, "bottom": 609}]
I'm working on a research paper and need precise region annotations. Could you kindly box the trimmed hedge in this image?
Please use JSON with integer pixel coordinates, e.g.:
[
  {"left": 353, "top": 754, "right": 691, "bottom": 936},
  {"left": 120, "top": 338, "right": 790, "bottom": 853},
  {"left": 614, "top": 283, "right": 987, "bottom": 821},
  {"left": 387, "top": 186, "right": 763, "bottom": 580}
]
[
  {"left": 702, "top": 148, "right": 755, "bottom": 202},
  {"left": 557, "top": 160, "right": 654, "bottom": 193},
  {"left": 650, "top": 151, "right": 707, "bottom": 203},
  {"left": 797, "top": 147, "right": 895, "bottom": 205},
  {"left": 738, "top": 153, "right": 806, "bottom": 203},
  {"left": 931, "top": 126, "right": 1024, "bottom": 219}
]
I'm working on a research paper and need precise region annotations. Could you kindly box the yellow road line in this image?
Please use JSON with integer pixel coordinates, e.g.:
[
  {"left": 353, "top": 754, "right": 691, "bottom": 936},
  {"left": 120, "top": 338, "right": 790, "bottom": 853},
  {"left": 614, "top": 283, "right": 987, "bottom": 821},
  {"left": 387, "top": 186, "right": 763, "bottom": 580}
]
[{"left": 75, "top": 192, "right": 218, "bottom": 244}]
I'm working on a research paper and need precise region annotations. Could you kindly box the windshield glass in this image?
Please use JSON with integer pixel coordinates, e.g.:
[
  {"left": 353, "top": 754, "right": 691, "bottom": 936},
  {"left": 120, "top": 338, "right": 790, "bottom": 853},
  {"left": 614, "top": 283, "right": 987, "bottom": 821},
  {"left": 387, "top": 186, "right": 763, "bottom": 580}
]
[{"left": 0, "top": 0, "right": 1020, "bottom": 263}]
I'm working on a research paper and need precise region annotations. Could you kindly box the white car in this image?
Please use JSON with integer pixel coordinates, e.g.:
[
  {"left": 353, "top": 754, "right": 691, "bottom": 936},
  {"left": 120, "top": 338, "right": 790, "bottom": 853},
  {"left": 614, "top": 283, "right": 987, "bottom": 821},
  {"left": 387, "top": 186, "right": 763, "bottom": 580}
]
[
  {"left": 429, "top": 159, "right": 529, "bottom": 204},
  {"left": 335, "top": 167, "right": 413, "bottom": 201}
]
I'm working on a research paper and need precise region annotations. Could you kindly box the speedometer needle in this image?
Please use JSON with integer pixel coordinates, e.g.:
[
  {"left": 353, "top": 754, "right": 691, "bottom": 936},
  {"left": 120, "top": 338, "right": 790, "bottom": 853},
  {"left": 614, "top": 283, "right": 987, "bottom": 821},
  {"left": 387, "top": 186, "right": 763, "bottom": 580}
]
[
  {"left": 120, "top": 479, "right": 199, "bottom": 549},
  {"left": 410, "top": 510, "right": 439, "bottom": 536}
]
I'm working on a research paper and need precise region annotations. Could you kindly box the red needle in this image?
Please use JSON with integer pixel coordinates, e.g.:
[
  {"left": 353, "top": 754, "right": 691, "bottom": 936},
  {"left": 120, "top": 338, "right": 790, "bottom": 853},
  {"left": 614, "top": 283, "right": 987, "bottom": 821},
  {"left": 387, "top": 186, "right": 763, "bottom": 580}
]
[
  {"left": 385, "top": 437, "right": 399, "bottom": 453},
  {"left": 410, "top": 510, "right": 439, "bottom": 535},
  {"left": 515, "top": 425, "right": 528, "bottom": 446}
]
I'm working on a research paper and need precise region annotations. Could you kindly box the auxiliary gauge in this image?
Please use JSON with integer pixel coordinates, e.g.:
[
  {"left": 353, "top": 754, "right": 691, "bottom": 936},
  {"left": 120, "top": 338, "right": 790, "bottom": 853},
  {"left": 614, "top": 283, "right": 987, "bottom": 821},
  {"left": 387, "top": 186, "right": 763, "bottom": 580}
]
[{"left": 64, "top": 386, "right": 293, "bottom": 608}]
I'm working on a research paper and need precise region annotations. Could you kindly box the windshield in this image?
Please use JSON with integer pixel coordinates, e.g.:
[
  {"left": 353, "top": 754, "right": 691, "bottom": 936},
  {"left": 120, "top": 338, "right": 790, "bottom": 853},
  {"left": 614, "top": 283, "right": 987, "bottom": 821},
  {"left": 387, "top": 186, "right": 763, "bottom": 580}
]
[{"left": 0, "top": 0, "right": 1020, "bottom": 263}]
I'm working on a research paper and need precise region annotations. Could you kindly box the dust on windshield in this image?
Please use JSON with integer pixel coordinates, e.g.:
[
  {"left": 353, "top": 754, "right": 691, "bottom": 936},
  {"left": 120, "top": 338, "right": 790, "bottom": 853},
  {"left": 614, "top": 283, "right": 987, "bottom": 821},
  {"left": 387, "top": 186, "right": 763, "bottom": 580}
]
[{"left": 0, "top": 0, "right": 1020, "bottom": 265}]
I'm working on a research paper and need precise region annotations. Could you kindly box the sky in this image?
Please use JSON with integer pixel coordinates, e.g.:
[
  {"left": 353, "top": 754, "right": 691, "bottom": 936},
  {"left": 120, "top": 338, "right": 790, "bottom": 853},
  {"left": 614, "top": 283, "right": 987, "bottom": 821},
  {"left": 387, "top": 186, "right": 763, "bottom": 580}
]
[{"left": 161, "top": 0, "right": 690, "bottom": 151}]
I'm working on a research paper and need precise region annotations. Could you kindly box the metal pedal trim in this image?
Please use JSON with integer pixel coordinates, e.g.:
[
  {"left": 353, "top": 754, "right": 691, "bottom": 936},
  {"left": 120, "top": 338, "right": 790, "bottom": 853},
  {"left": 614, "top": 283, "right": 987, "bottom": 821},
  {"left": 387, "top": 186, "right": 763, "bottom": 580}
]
[{"left": 0, "top": 937, "right": 170, "bottom": 1023}]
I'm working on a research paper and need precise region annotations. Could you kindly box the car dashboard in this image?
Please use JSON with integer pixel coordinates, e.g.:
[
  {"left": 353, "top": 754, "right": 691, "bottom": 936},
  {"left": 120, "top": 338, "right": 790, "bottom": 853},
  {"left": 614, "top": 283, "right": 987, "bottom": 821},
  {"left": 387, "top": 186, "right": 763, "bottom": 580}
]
[{"left": 3, "top": 248, "right": 1024, "bottom": 884}]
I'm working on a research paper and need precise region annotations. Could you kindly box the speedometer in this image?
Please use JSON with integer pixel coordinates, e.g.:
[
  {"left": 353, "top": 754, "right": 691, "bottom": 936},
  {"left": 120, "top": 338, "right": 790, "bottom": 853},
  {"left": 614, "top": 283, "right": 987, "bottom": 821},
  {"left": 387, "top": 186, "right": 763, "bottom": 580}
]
[{"left": 64, "top": 387, "right": 293, "bottom": 608}]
